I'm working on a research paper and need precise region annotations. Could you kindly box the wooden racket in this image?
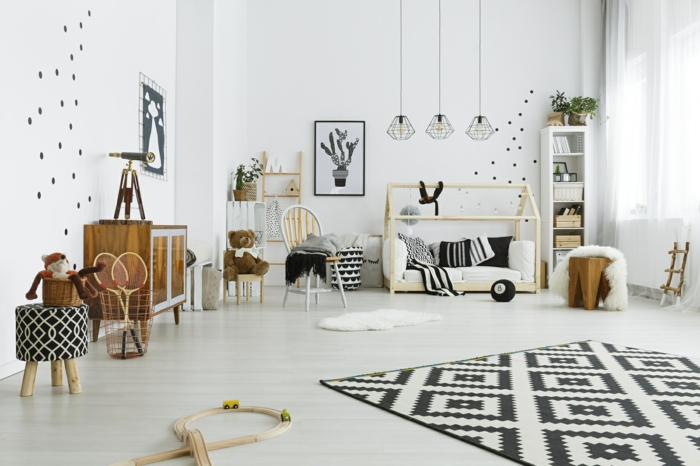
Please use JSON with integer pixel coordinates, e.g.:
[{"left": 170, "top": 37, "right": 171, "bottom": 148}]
[{"left": 113, "top": 252, "right": 148, "bottom": 358}]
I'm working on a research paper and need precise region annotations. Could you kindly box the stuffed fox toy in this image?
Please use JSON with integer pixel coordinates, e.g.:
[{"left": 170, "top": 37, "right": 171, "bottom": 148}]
[{"left": 26, "top": 253, "right": 105, "bottom": 301}]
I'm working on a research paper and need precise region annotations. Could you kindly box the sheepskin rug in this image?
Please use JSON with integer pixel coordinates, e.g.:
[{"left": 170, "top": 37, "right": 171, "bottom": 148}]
[
  {"left": 550, "top": 245, "right": 628, "bottom": 311},
  {"left": 318, "top": 309, "right": 442, "bottom": 331}
]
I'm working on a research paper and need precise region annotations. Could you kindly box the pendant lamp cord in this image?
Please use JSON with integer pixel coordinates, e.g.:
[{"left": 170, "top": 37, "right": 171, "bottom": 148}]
[
  {"left": 478, "top": 0, "right": 482, "bottom": 116},
  {"left": 400, "top": 0, "right": 403, "bottom": 116},
  {"left": 439, "top": 0, "right": 442, "bottom": 115}
]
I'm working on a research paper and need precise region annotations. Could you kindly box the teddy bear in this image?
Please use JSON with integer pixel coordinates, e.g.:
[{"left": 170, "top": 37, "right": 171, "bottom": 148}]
[
  {"left": 26, "top": 252, "right": 106, "bottom": 301},
  {"left": 223, "top": 230, "right": 270, "bottom": 281}
]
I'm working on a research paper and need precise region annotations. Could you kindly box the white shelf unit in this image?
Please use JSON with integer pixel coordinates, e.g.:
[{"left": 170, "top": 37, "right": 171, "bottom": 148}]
[{"left": 540, "top": 126, "right": 589, "bottom": 283}]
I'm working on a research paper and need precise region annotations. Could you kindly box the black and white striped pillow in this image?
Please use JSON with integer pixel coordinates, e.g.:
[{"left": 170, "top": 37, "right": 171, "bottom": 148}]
[
  {"left": 398, "top": 233, "right": 432, "bottom": 265},
  {"left": 439, "top": 239, "right": 472, "bottom": 267},
  {"left": 470, "top": 234, "right": 495, "bottom": 265}
]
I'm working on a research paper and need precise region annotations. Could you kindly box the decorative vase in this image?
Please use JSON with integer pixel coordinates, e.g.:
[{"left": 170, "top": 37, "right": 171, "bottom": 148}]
[
  {"left": 568, "top": 112, "right": 588, "bottom": 126},
  {"left": 332, "top": 169, "right": 348, "bottom": 187},
  {"left": 243, "top": 182, "right": 257, "bottom": 201},
  {"left": 547, "top": 112, "right": 565, "bottom": 126},
  {"left": 233, "top": 189, "right": 246, "bottom": 201}
]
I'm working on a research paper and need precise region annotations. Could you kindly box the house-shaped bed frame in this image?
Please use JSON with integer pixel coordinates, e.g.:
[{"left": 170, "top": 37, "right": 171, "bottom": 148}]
[{"left": 384, "top": 183, "right": 541, "bottom": 294}]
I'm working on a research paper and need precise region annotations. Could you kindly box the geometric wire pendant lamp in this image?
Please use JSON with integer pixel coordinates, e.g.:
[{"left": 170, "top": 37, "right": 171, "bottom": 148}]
[
  {"left": 426, "top": 0, "right": 454, "bottom": 139},
  {"left": 387, "top": 0, "right": 415, "bottom": 140},
  {"left": 466, "top": 0, "right": 495, "bottom": 141}
]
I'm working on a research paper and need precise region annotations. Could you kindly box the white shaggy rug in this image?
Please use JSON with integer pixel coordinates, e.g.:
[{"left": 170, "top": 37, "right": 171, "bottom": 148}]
[{"left": 318, "top": 309, "right": 442, "bottom": 332}]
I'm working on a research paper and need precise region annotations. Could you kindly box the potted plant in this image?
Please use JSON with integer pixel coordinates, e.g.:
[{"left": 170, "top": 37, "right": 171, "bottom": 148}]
[
  {"left": 242, "top": 158, "right": 263, "bottom": 201},
  {"left": 320, "top": 128, "right": 359, "bottom": 187},
  {"left": 548, "top": 90, "right": 569, "bottom": 126},
  {"left": 567, "top": 96, "right": 598, "bottom": 126},
  {"left": 233, "top": 164, "right": 246, "bottom": 201},
  {"left": 554, "top": 163, "right": 562, "bottom": 182}
]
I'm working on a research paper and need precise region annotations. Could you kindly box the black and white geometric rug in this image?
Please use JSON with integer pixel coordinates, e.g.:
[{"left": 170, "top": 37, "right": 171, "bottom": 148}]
[{"left": 320, "top": 341, "right": 700, "bottom": 465}]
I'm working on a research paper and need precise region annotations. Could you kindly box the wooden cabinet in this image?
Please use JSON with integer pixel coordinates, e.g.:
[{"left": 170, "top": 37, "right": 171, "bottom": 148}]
[{"left": 84, "top": 223, "right": 187, "bottom": 340}]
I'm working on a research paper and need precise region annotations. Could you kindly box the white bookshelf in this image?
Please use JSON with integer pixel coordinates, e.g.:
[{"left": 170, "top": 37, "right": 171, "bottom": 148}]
[{"left": 540, "top": 126, "right": 589, "bottom": 284}]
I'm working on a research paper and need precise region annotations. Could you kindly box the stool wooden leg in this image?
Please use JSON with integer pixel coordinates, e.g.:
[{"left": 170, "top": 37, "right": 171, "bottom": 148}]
[
  {"left": 247, "top": 282, "right": 251, "bottom": 302},
  {"left": 237, "top": 281, "right": 242, "bottom": 305},
  {"left": 92, "top": 320, "right": 101, "bottom": 342},
  {"left": 20, "top": 361, "right": 38, "bottom": 397},
  {"left": 51, "top": 360, "right": 63, "bottom": 386},
  {"left": 260, "top": 276, "right": 265, "bottom": 304},
  {"left": 64, "top": 358, "right": 82, "bottom": 394}
]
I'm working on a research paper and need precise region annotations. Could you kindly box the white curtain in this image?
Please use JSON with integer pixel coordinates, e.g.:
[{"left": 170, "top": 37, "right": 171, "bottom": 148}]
[{"left": 603, "top": 0, "right": 700, "bottom": 310}]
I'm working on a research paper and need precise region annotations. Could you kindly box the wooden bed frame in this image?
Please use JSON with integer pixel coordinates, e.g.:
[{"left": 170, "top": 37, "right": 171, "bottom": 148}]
[{"left": 384, "top": 183, "right": 541, "bottom": 294}]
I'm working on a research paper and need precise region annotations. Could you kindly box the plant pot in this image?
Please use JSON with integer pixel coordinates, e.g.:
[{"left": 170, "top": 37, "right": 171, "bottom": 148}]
[
  {"left": 568, "top": 112, "right": 588, "bottom": 126},
  {"left": 547, "top": 112, "right": 565, "bottom": 126},
  {"left": 332, "top": 169, "right": 348, "bottom": 187},
  {"left": 233, "top": 189, "right": 246, "bottom": 201},
  {"left": 242, "top": 182, "right": 257, "bottom": 201}
]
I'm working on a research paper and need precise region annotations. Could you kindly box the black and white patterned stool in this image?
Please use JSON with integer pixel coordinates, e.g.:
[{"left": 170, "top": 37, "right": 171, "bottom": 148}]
[{"left": 15, "top": 303, "right": 88, "bottom": 396}]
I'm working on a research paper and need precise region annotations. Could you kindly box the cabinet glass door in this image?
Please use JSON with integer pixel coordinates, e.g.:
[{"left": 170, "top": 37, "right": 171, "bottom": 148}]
[
  {"left": 170, "top": 229, "right": 187, "bottom": 305},
  {"left": 151, "top": 231, "right": 170, "bottom": 312}
]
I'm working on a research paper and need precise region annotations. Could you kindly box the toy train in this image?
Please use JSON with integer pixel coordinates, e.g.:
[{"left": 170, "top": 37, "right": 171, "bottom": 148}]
[{"left": 223, "top": 400, "right": 291, "bottom": 422}]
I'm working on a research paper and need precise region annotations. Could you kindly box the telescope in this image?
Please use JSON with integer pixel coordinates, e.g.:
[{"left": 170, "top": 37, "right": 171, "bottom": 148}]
[{"left": 108, "top": 152, "right": 155, "bottom": 221}]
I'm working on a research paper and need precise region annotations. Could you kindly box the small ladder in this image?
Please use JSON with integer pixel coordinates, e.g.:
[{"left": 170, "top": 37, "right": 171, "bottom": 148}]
[{"left": 661, "top": 241, "right": 690, "bottom": 298}]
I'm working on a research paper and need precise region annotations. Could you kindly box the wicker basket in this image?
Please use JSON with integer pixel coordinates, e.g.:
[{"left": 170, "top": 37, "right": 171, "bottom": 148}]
[
  {"left": 100, "top": 291, "right": 154, "bottom": 359},
  {"left": 553, "top": 182, "right": 584, "bottom": 201},
  {"left": 243, "top": 182, "right": 258, "bottom": 201},
  {"left": 43, "top": 278, "right": 81, "bottom": 307}
]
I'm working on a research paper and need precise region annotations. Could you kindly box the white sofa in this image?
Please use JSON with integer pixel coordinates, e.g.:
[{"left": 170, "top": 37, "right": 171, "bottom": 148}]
[{"left": 383, "top": 239, "right": 537, "bottom": 292}]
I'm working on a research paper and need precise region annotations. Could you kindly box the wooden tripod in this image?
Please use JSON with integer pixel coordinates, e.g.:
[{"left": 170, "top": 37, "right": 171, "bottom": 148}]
[
  {"left": 114, "top": 160, "right": 146, "bottom": 220},
  {"left": 661, "top": 241, "right": 690, "bottom": 298}
]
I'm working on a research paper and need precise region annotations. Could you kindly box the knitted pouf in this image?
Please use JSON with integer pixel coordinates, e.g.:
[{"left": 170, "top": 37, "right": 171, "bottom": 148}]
[{"left": 16, "top": 303, "right": 89, "bottom": 362}]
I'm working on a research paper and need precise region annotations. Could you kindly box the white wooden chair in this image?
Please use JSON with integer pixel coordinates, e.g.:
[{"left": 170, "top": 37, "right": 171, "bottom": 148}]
[{"left": 281, "top": 205, "right": 347, "bottom": 311}]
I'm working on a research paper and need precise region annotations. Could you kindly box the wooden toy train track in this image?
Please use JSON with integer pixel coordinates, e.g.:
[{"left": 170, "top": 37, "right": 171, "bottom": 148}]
[{"left": 109, "top": 403, "right": 292, "bottom": 466}]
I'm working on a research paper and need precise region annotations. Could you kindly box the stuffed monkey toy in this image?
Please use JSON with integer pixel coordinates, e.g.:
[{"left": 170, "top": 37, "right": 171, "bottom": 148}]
[{"left": 26, "top": 253, "right": 105, "bottom": 301}]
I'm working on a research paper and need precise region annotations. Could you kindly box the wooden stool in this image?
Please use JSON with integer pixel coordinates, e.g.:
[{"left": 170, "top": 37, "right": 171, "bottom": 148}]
[
  {"left": 15, "top": 303, "right": 88, "bottom": 396},
  {"left": 223, "top": 274, "right": 264, "bottom": 305},
  {"left": 568, "top": 257, "right": 612, "bottom": 310}
]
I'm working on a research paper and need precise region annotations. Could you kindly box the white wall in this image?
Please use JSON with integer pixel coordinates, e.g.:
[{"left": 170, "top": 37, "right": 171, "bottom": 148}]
[
  {"left": 245, "top": 0, "right": 586, "bottom": 284},
  {"left": 0, "top": 1, "right": 177, "bottom": 378}
]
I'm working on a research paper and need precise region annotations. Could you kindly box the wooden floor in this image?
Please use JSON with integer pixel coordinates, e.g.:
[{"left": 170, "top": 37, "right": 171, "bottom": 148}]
[{"left": 1, "top": 287, "right": 699, "bottom": 465}]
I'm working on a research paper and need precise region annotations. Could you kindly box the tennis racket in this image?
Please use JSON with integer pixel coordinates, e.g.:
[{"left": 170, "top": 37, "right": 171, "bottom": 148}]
[
  {"left": 114, "top": 253, "right": 148, "bottom": 357},
  {"left": 94, "top": 253, "right": 134, "bottom": 358}
]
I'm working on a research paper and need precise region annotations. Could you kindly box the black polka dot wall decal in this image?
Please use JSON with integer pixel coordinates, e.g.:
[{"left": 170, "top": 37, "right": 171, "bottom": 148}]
[
  {"left": 519, "top": 194, "right": 522, "bottom": 198},
  {"left": 38, "top": 107, "right": 42, "bottom": 115},
  {"left": 70, "top": 54, "right": 73, "bottom": 61},
  {"left": 533, "top": 160, "right": 537, "bottom": 163},
  {"left": 508, "top": 121, "right": 512, "bottom": 124},
  {"left": 507, "top": 148, "right": 510, "bottom": 151},
  {"left": 491, "top": 161, "right": 495, "bottom": 164},
  {"left": 80, "top": 44, "right": 83, "bottom": 51},
  {"left": 38, "top": 71, "right": 42, "bottom": 79},
  {"left": 60, "top": 100, "right": 64, "bottom": 107},
  {"left": 518, "top": 146, "right": 522, "bottom": 149},
  {"left": 52, "top": 177, "right": 55, "bottom": 184},
  {"left": 525, "top": 100, "right": 529, "bottom": 103},
  {"left": 55, "top": 69, "right": 59, "bottom": 76},
  {"left": 75, "top": 99, "right": 78, "bottom": 106},
  {"left": 77, "top": 202, "right": 80, "bottom": 209},
  {"left": 519, "top": 113, "right": 522, "bottom": 116},
  {"left": 530, "top": 90, "right": 534, "bottom": 93},
  {"left": 72, "top": 173, "right": 75, "bottom": 179},
  {"left": 520, "top": 128, "right": 524, "bottom": 131},
  {"left": 40, "top": 152, "right": 43, "bottom": 159},
  {"left": 88, "top": 196, "right": 92, "bottom": 202},
  {"left": 512, "top": 137, "right": 516, "bottom": 140},
  {"left": 37, "top": 192, "right": 41, "bottom": 199},
  {"left": 522, "top": 177, "right": 526, "bottom": 181},
  {"left": 28, "top": 117, "right": 32, "bottom": 125},
  {"left": 69, "top": 123, "right": 73, "bottom": 130},
  {"left": 79, "top": 149, "right": 82, "bottom": 155},
  {"left": 508, "top": 180, "right": 512, "bottom": 184},
  {"left": 64, "top": 25, "right": 67, "bottom": 32},
  {"left": 474, "top": 171, "right": 478, "bottom": 175},
  {"left": 513, "top": 163, "right": 517, "bottom": 166},
  {"left": 80, "top": 22, "right": 83, "bottom": 28},
  {"left": 495, "top": 128, "right": 499, "bottom": 132},
  {"left": 58, "top": 142, "right": 62, "bottom": 149},
  {"left": 525, "top": 219, "right": 529, "bottom": 222},
  {"left": 493, "top": 176, "right": 497, "bottom": 180},
  {"left": 73, "top": 264, "right": 76, "bottom": 270},
  {"left": 65, "top": 229, "right": 68, "bottom": 236},
  {"left": 88, "top": 10, "right": 91, "bottom": 16},
  {"left": 72, "top": 74, "right": 75, "bottom": 81}
]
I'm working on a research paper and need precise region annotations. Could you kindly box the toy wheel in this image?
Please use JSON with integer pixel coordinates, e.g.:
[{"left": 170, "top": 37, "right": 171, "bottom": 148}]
[
  {"left": 224, "top": 405, "right": 230, "bottom": 410},
  {"left": 233, "top": 404, "right": 239, "bottom": 409}
]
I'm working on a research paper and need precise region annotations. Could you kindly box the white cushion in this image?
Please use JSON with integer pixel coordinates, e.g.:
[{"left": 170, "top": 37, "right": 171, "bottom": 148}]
[
  {"left": 458, "top": 266, "right": 522, "bottom": 282},
  {"left": 403, "top": 267, "right": 464, "bottom": 283},
  {"left": 383, "top": 239, "right": 407, "bottom": 281},
  {"left": 188, "top": 241, "right": 212, "bottom": 265},
  {"left": 508, "top": 241, "right": 535, "bottom": 282}
]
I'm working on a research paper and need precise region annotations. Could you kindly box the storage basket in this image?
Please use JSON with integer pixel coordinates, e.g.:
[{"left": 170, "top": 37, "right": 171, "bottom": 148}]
[
  {"left": 554, "top": 235, "right": 581, "bottom": 248},
  {"left": 42, "top": 278, "right": 81, "bottom": 307},
  {"left": 243, "top": 182, "right": 257, "bottom": 201},
  {"left": 553, "top": 182, "right": 584, "bottom": 201},
  {"left": 100, "top": 291, "right": 154, "bottom": 359},
  {"left": 553, "top": 215, "right": 582, "bottom": 228}
]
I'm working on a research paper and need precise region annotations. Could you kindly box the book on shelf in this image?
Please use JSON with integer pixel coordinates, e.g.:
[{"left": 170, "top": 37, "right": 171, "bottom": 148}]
[{"left": 558, "top": 207, "right": 566, "bottom": 215}]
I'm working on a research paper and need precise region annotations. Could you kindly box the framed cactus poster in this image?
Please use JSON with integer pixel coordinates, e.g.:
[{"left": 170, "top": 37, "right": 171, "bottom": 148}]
[{"left": 315, "top": 121, "right": 365, "bottom": 196}]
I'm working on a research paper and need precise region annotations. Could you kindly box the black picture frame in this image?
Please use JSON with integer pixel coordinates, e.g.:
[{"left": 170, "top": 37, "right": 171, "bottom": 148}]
[
  {"left": 553, "top": 162, "right": 568, "bottom": 174},
  {"left": 314, "top": 121, "right": 365, "bottom": 196}
]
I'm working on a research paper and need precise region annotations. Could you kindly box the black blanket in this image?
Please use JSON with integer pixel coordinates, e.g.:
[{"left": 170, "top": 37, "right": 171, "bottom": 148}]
[
  {"left": 285, "top": 252, "right": 327, "bottom": 286},
  {"left": 408, "top": 261, "right": 465, "bottom": 296}
]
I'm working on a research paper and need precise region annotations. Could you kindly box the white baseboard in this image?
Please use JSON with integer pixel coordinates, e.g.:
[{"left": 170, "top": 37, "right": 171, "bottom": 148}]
[{"left": 0, "top": 360, "right": 27, "bottom": 380}]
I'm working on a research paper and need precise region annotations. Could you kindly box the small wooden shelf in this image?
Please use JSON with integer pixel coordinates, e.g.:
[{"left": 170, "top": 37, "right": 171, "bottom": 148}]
[{"left": 554, "top": 227, "right": 584, "bottom": 230}]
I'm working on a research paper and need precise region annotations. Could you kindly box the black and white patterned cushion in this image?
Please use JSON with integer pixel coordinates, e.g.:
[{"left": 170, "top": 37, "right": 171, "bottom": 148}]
[
  {"left": 332, "top": 246, "right": 363, "bottom": 291},
  {"left": 15, "top": 304, "right": 89, "bottom": 362},
  {"left": 440, "top": 239, "right": 472, "bottom": 267},
  {"left": 398, "top": 233, "right": 433, "bottom": 265}
]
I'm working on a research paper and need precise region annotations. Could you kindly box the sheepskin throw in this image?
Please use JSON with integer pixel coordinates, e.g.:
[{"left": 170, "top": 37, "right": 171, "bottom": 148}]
[{"left": 550, "top": 245, "right": 628, "bottom": 311}]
